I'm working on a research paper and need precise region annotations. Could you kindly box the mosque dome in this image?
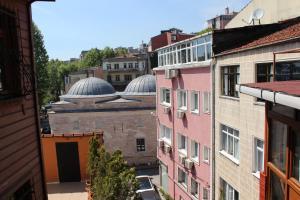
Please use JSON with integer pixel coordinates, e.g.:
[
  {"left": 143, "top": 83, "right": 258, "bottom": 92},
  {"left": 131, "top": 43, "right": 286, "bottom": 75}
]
[
  {"left": 123, "top": 74, "right": 156, "bottom": 95},
  {"left": 66, "top": 77, "right": 115, "bottom": 96}
]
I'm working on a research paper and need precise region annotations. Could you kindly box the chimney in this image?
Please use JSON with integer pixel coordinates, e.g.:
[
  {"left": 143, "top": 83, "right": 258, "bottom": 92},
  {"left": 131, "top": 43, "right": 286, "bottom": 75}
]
[{"left": 225, "top": 7, "right": 229, "bottom": 15}]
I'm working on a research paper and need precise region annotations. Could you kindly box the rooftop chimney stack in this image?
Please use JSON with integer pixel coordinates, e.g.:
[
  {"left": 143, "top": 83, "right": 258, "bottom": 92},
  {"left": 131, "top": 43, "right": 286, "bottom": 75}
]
[{"left": 225, "top": 7, "right": 229, "bottom": 15}]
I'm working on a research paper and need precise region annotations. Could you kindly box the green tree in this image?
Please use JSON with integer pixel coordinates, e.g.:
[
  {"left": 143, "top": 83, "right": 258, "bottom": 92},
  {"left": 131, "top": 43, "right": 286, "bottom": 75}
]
[
  {"left": 101, "top": 47, "right": 115, "bottom": 60},
  {"left": 89, "top": 145, "right": 139, "bottom": 200},
  {"left": 81, "top": 48, "right": 102, "bottom": 67},
  {"left": 47, "top": 59, "right": 64, "bottom": 101},
  {"left": 114, "top": 47, "right": 128, "bottom": 57},
  {"left": 32, "top": 23, "right": 49, "bottom": 106}
]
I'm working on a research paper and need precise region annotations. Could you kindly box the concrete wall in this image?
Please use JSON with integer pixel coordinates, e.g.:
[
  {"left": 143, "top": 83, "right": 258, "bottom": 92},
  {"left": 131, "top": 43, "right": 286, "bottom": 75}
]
[
  {"left": 48, "top": 96, "right": 157, "bottom": 166},
  {"left": 226, "top": 0, "right": 300, "bottom": 28},
  {"left": 156, "top": 66, "right": 212, "bottom": 200},
  {"left": 214, "top": 41, "right": 300, "bottom": 200}
]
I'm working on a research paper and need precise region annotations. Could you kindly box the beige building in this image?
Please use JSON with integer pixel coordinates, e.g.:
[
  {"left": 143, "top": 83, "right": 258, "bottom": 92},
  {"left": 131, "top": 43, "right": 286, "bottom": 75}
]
[
  {"left": 102, "top": 55, "right": 147, "bottom": 91},
  {"left": 226, "top": 0, "right": 300, "bottom": 28},
  {"left": 213, "top": 18, "right": 300, "bottom": 200},
  {"left": 48, "top": 75, "right": 157, "bottom": 165}
]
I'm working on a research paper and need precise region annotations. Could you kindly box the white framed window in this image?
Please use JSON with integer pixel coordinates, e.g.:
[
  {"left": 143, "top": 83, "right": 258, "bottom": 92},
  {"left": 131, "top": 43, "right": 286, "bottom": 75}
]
[
  {"left": 160, "top": 124, "right": 172, "bottom": 145},
  {"left": 178, "top": 167, "right": 187, "bottom": 188},
  {"left": 190, "top": 140, "right": 199, "bottom": 163},
  {"left": 177, "top": 90, "right": 187, "bottom": 110},
  {"left": 221, "top": 124, "right": 240, "bottom": 162},
  {"left": 253, "top": 138, "right": 264, "bottom": 177},
  {"left": 190, "top": 178, "right": 199, "bottom": 199},
  {"left": 160, "top": 88, "right": 171, "bottom": 106},
  {"left": 203, "top": 146, "right": 210, "bottom": 164},
  {"left": 177, "top": 133, "right": 187, "bottom": 155},
  {"left": 220, "top": 178, "right": 239, "bottom": 200},
  {"left": 202, "top": 92, "right": 211, "bottom": 114},
  {"left": 190, "top": 91, "right": 199, "bottom": 114},
  {"left": 203, "top": 188, "right": 209, "bottom": 200}
]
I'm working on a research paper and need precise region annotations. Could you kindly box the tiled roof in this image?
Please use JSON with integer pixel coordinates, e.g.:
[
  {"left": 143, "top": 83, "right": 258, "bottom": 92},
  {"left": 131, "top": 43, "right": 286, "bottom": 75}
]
[
  {"left": 220, "top": 21, "right": 300, "bottom": 55},
  {"left": 243, "top": 80, "right": 300, "bottom": 97}
]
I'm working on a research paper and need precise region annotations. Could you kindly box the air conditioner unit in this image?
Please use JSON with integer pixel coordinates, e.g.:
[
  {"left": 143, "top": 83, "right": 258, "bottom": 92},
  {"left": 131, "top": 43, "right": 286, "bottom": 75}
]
[
  {"left": 165, "top": 69, "right": 171, "bottom": 79},
  {"left": 185, "top": 159, "right": 194, "bottom": 170},
  {"left": 170, "top": 69, "right": 179, "bottom": 78},
  {"left": 178, "top": 154, "right": 187, "bottom": 165},
  {"left": 158, "top": 139, "right": 164, "bottom": 148},
  {"left": 164, "top": 144, "right": 172, "bottom": 153},
  {"left": 163, "top": 106, "right": 171, "bottom": 114},
  {"left": 177, "top": 110, "right": 186, "bottom": 119}
]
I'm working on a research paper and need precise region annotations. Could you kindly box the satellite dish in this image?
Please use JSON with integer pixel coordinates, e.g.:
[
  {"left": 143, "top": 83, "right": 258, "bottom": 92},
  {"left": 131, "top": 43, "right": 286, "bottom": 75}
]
[
  {"left": 248, "top": 12, "right": 254, "bottom": 24},
  {"left": 253, "top": 8, "right": 264, "bottom": 20}
]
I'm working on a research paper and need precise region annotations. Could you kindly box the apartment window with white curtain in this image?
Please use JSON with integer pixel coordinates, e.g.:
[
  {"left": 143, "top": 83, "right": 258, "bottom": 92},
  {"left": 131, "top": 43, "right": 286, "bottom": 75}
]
[
  {"left": 177, "top": 90, "right": 187, "bottom": 110},
  {"left": 190, "top": 91, "right": 199, "bottom": 113},
  {"left": 191, "top": 178, "right": 199, "bottom": 199},
  {"left": 221, "top": 124, "right": 240, "bottom": 162},
  {"left": 220, "top": 178, "right": 239, "bottom": 200},
  {"left": 253, "top": 138, "right": 264, "bottom": 177},
  {"left": 221, "top": 66, "right": 240, "bottom": 98},
  {"left": 177, "top": 133, "right": 187, "bottom": 155},
  {"left": 160, "top": 125, "right": 172, "bottom": 145},
  {"left": 203, "top": 92, "right": 211, "bottom": 114},
  {"left": 160, "top": 88, "right": 171, "bottom": 106},
  {"left": 191, "top": 140, "right": 199, "bottom": 163},
  {"left": 203, "top": 146, "right": 210, "bottom": 164},
  {"left": 178, "top": 168, "right": 187, "bottom": 188}
]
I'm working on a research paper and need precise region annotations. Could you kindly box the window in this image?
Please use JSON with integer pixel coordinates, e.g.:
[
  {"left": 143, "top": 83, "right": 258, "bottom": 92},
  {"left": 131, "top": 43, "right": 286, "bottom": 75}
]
[
  {"left": 203, "top": 188, "right": 209, "bottom": 200},
  {"left": 220, "top": 178, "right": 239, "bottom": 200},
  {"left": 160, "top": 88, "right": 171, "bottom": 105},
  {"left": 114, "top": 64, "right": 119, "bottom": 69},
  {"left": 203, "top": 92, "right": 211, "bottom": 113},
  {"left": 191, "top": 178, "right": 199, "bottom": 198},
  {"left": 276, "top": 61, "right": 300, "bottom": 81},
  {"left": 8, "top": 180, "right": 33, "bottom": 200},
  {"left": 256, "top": 63, "right": 273, "bottom": 82},
  {"left": 177, "top": 134, "right": 187, "bottom": 155},
  {"left": 129, "top": 63, "right": 133, "bottom": 68},
  {"left": 191, "top": 140, "right": 199, "bottom": 163},
  {"left": 0, "top": 8, "right": 21, "bottom": 98},
  {"left": 293, "top": 130, "right": 300, "bottom": 182},
  {"left": 190, "top": 91, "right": 199, "bottom": 113},
  {"left": 107, "top": 75, "right": 112, "bottom": 82},
  {"left": 115, "top": 75, "right": 120, "bottom": 81},
  {"left": 203, "top": 146, "right": 210, "bottom": 164},
  {"left": 178, "top": 168, "right": 187, "bottom": 188},
  {"left": 253, "top": 138, "right": 264, "bottom": 176},
  {"left": 269, "top": 119, "right": 288, "bottom": 173},
  {"left": 123, "top": 63, "right": 127, "bottom": 69},
  {"left": 177, "top": 90, "right": 187, "bottom": 110},
  {"left": 124, "top": 75, "right": 132, "bottom": 81},
  {"left": 221, "top": 66, "right": 240, "bottom": 97},
  {"left": 221, "top": 124, "right": 240, "bottom": 161},
  {"left": 135, "top": 63, "right": 139, "bottom": 68},
  {"left": 270, "top": 171, "right": 285, "bottom": 200},
  {"left": 171, "top": 35, "right": 177, "bottom": 41},
  {"left": 106, "top": 64, "right": 111, "bottom": 70},
  {"left": 197, "top": 45, "right": 205, "bottom": 61},
  {"left": 160, "top": 125, "right": 172, "bottom": 145},
  {"left": 136, "top": 138, "right": 145, "bottom": 152}
]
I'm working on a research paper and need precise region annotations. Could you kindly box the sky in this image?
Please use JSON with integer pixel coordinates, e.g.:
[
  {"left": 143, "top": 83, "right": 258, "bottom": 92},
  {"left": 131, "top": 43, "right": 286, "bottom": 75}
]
[{"left": 32, "top": 0, "right": 250, "bottom": 60}]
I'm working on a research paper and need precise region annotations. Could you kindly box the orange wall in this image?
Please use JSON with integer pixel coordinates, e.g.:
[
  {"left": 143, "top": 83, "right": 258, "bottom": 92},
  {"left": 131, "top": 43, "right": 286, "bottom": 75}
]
[{"left": 41, "top": 135, "right": 100, "bottom": 183}]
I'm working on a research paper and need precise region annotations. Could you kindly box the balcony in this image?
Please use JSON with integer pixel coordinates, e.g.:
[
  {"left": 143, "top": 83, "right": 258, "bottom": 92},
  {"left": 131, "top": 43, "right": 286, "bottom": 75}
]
[{"left": 104, "top": 68, "right": 140, "bottom": 73}]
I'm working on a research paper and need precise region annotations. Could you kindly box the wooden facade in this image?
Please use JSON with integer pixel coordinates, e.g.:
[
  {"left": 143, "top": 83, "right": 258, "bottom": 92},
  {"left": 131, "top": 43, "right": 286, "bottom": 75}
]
[{"left": 0, "top": 0, "right": 51, "bottom": 199}]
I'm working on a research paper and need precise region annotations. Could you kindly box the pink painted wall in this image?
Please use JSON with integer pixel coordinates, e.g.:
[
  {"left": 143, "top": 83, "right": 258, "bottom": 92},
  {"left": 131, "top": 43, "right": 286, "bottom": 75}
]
[{"left": 156, "top": 66, "right": 211, "bottom": 200}]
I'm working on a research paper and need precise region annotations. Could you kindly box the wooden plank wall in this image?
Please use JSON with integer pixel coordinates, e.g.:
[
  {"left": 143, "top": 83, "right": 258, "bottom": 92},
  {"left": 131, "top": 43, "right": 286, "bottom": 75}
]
[{"left": 0, "top": 0, "right": 46, "bottom": 199}]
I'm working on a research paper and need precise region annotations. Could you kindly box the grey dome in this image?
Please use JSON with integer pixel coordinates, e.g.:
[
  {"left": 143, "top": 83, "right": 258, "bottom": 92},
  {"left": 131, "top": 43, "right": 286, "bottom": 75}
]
[
  {"left": 67, "top": 77, "right": 115, "bottom": 96},
  {"left": 124, "top": 75, "right": 156, "bottom": 95}
]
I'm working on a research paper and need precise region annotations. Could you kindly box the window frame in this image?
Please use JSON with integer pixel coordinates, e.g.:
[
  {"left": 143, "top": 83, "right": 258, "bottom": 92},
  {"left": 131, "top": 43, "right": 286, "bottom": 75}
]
[
  {"left": 253, "top": 137, "right": 264, "bottom": 178},
  {"left": 220, "top": 178, "right": 239, "bottom": 200},
  {"left": 190, "top": 139, "right": 200, "bottom": 164},
  {"left": 160, "top": 88, "right": 171, "bottom": 106},
  {"left": 190, "top": 91, "right": 200, "bottom": 114},
  {"left": 190, "top": 177, "right": 199, "bottom": 199},
  {"left": 177, "top": 89, "right": 187, "bottom": 111},
  {"left": 178, "top": 167, "right": 188, "bottom": 189},
  {"left": 221, "top": 65, "right": 240, "bottom": 98},
  {"left": 136, "top": 138, "right": 146, "bottom": 152},
  {"left": 220, "top": 124, "right": 240, "bottom": 163},
  {"left": 203, "top": 146, "right": 210, "bottom": 164},
  {"left": 160, "top": 124, "right": 172, "bottom": 145},
  {"left": 202, "top": 92, "right": 211, "bottom": 114},
  {"left": 177, "top": 133, "right": 188, "bottom": 156}
]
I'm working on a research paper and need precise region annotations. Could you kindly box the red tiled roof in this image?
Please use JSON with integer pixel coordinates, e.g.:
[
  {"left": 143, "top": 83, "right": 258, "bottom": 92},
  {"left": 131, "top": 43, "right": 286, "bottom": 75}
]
[
  {"left": 243, "top": 80, "right": 300, "bottom": 97},
  {"left": 221, "top": 21, "right": 300, "bottom": 55}
]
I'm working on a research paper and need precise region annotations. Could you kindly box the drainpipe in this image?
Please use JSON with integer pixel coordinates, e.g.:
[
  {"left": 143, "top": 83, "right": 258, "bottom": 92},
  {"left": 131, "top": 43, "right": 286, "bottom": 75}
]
[
  {"left": 172, "top": 77, "right": 176, "bottom": 199},
  {"left": 211, "top": 60, "right": 216, "bottom": 200}
]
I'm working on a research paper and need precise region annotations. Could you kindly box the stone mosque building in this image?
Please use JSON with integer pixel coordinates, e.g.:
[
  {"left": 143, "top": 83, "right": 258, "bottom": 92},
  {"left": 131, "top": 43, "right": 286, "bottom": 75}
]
[{"left": 48, "top": 75, "right": 157, "bottom": 166}]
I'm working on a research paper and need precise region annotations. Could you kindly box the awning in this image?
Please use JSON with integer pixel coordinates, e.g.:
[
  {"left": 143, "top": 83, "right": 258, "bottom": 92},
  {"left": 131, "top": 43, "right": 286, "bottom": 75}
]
[{"left": 236, "top": 81, "right": 300, "bottom": 110}]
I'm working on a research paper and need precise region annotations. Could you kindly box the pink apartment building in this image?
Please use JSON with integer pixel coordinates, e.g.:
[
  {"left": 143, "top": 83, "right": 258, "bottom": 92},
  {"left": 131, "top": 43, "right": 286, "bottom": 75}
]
[{"left": 154, "top": 33, "right": 212, "bottom": 200}]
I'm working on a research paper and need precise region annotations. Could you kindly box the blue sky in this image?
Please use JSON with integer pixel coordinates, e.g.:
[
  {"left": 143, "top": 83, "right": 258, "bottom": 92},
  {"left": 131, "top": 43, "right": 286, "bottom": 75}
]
[{"left": 32, "top": 0, "right": 250, "bottom": 60}]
